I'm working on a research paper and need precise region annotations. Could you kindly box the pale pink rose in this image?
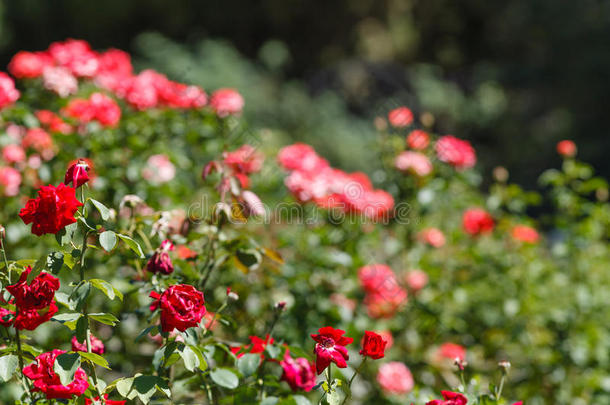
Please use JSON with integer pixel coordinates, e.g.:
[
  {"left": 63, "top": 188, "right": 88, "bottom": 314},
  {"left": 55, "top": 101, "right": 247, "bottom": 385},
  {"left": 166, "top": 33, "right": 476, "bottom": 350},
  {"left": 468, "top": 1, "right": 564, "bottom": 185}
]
[
  {"left": 0, "top": 167, "right": 22, "bottom": 196},
  {"left": 418, "top": 228, "right": 446, "bottom": 247},
  {"left": 42, "top": 66, "right": 78, "bottom": 97},
  {"left": 210, "top": 88, "right": 244, "bottom": 117},
  {"left": 405, "top": 269, "right": 428, "bottom": 291},
  {"left": 395, "top": 151, "right": 432, "bottom": 177},
  {"left": 142, "top": 154, "right": 176, "bottom": 184},
  {"left": 2, "top": 144, "right": 26, "bottom": 164},
  {"left": 377, "top": 362, "right": 414, "bottom": 395}
]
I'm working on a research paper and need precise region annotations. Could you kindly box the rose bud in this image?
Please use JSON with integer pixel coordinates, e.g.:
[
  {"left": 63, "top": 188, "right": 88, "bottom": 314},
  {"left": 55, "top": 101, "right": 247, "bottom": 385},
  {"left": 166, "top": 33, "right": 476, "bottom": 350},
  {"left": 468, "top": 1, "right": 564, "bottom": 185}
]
[
  {"left": 64, "top": 159, "right": 90, "bottom": 188},
  {"left": 227, "top": 287, "right": 239, "bottom": 301},
  {"left": 146, "top": 240, "right": 175, "bottom": 275},
  {"left": 274, "top": 301, "right": 286, "bottom": 311},
  {"left": 359, "top": 330, "right": 388, "bottom": 360},
  {"left": 0, "top": 224, "right": 5, "bottom": 240}
]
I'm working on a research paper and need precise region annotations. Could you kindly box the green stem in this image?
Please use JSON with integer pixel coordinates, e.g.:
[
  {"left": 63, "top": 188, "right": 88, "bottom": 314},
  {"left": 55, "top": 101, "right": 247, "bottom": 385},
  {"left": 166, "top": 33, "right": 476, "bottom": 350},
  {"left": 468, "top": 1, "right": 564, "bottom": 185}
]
[
  {"left": 0, "top": 237, "right": 11, "bottom": 283},
  {"left": 199, "top": 221, "right": 222, "bottom": 290},
  {"left": 341, "top": 357, "right": 367, "bottom": 405},
  {"left": 496, "top": 374, "right": 506, "bottom": 400},
  {"left": 136, "top": 228, "right": 154, "bottom": 253},
  {"left": 15, "top": 327, "right": 32, "bottom": 400}
]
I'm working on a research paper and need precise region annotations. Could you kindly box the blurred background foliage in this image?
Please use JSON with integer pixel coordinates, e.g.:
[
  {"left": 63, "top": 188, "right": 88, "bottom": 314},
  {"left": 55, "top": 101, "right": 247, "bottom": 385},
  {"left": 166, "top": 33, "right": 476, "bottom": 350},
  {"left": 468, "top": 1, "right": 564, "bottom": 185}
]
[{"left": 0, "top": 0, "right": 609, "bottom": 189}]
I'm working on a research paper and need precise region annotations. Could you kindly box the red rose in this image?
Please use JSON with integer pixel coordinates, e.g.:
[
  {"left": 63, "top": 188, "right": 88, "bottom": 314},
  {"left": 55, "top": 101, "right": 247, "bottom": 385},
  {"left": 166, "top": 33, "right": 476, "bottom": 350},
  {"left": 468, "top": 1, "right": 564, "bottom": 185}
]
[
  {"left": 557, "top": 140, "right": 576, "bottom": 157},
  {"left": 210, "top": 88, "right": 244, "bottom": 117},
  {"left": 64, "top": 159, "right": 91, "bottom": 188},
  {"left": 19, "top": 183, "right": 83, "bottom": 236},
  {"left": 462, "top": 208, "right": 494, "bottom": 236},
  {"left": 14, "top": 301, "right": 58, "bottom": 330},
  {"left": 23, "top": 349, "right": 89, "bottom": 399},
  {"left": 6, "top": 267, "right": 59, "bottom": 310},
  {"left": 388, "top": 107, "right": 413, "bottom": 128},
  {"left": 8, "top": 51, "right": 50, "bottom": 78},
  {"left": 407, "top": 129, "right": 430, "bottom": 150},
  {"left": 230, "top": 335, "right": 274, "bottom": 359},
  {"left": 146, "top": 239, "right": 175, "bottom": 275},
  {"left": 511, "top": 225, "right": 540, "bottom": 244},
  {"left": 437, "top": 342, "right": 466, "bottom": 362},
  {"left": 150, "top": 284, "right": 206, "bottom": 332},
  {"left": 72, "top": 334, "right": 105, "bottom": 355},
  {"left": 359, "top": 331, "right": 387, "bottom": 359},
  {"left": 311, "top": 326, "right": 353, "bottom": 374},
  {"left": 426, "top": 391, "right": 468, "bottom": 405},
  {"left": 280, "top": 351, "right": 316, "bottom": 392},
  {"left": 277, "top": 143, "right": 329, "bottom": 173},
  {"left": 435, "top": 135, "right": 476, "bottom": 170},
  {"left": 223, "top": 145, "right": 264, "bottom": 175}
]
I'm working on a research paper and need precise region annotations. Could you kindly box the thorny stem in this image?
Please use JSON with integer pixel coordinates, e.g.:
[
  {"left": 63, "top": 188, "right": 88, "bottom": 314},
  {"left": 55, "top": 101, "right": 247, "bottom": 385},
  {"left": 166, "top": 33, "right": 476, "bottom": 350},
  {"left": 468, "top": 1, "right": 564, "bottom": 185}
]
[{"left": 199, "top": 220, "right": 224, "bottom": 290}]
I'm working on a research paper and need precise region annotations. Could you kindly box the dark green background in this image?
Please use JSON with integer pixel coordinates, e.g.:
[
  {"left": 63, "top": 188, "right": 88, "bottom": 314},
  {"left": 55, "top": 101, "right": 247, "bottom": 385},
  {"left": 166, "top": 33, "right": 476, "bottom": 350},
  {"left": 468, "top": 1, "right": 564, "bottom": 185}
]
[{"left": 1, "top": 0, "right": 609, "bottom": 187}]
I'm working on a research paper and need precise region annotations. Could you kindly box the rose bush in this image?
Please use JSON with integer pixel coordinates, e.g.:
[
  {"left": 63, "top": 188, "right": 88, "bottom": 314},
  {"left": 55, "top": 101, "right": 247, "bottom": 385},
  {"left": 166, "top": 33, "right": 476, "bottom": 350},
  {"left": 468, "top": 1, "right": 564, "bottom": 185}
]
[{"left": 0, "top": 38, "right": 607, "bottom": 405}]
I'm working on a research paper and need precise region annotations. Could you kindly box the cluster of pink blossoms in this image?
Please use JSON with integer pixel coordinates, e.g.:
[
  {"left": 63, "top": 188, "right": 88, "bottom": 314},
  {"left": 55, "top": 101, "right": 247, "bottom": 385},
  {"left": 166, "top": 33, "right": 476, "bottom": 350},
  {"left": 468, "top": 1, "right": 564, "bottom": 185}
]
[
  {"left": 7, "top": 38, "right": 243, "bottom": 113},
  {"left": 278, "top": 143, "right": 394, "bottom": 221}
]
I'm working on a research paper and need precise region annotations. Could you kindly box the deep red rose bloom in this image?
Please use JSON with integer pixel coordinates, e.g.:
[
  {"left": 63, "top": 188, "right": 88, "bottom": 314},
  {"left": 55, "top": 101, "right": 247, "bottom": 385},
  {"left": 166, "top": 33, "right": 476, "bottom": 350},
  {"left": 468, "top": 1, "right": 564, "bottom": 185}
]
[
  {"left": 147, "top": 239, "right": 175, "bottom": 275},
  {"left": 71, "top": 334, "right": 105, "bottom": 355},
  {"left": 557, "top": 140, "right": 576, "bottom": 157},
  {"left": 435, "top": 135, "right": 476, "bottom": 170},
  {"left": 64, "top": 159, "right": 91, "bottom": 188},
  {"left": 23, "top": 349, "right": 89, "bottom": 399},
  {"left": 462, "top": 208, "right": 494, "bottom": 236},
  {"left": 6, "top": 267, "right": 59, "bottom": 310},
  {"left": 280, "top": 351, "right": 316, "bottom": 392},
  {"left": 8, "top": 51, "right": 50, "bottom": 78},
  {"left": 85, "top": 395, "right": 126, "bottom": 405},
  {"left": 19, "top": 183, "right": 83, "bottom": 236},
  {"left": 388, "top": 107, "right": 413, "bottom": 128},
  {"left": 150, "top": 284, "right": 206, "bottom": 332},
  {"left": 210, "top": 88, "right": 244, "bottom": 117},
  {"left": 407, "top": 129, "right": 430, "bottom": 150},
  {"left": 14, "top": 301, "right": 58, "bottom": 330},
  {"left": 426, "top": 391, "right": 468, "bottom": 405},
  {"left": 360, "top": 331, "right": 387, "bottom": 359},
  {"left": 511, "top": 225, "right": 540, "bottom": 244},
  {"left": 437, "top": 343, "right": 466, "bottom": 362},
  {"left": 0, "top": 72, "right": 20, "bottom": 109},
  {"left": 311, "top": 326, "right": 353, "bottom": 374}
]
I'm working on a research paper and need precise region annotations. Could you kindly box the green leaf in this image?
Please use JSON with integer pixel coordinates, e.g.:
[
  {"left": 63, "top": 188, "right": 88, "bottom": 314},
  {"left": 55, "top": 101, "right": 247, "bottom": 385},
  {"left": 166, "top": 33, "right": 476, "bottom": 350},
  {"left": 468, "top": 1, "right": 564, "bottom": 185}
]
[
  {"left": 292, "top": 395, "right": 311, "bottom": 405},
  {"left": 99, "top": 231, "right": 117, "bottom": 252},
  {"left": 90, "top": 199, "right": 110, "bottom": 221},
  {"left": 79, "top": 351, "right": 110, "bottom": 369},
  {"left": 210, "top": 368, "right": 239, "bottom": 389},
  {"left": 54, "top": 352, "right": 80, "bottom": 386},
  {"left": 0, "top": 355, "right": 18, "bottom": 382},
  {"left": 90, "top": 278, "right": 123, "bottom": 301},
  {"left": 234, "top": 249, "right": 261, "bottom": 273},
  {"left": 75, "top": 316, "right": 88, "bottom": 343},
  {"left": 135, "top": 325, "right": 158, "bottom": 342},
  {"left": 236, "top": 353, "right": 260, "bottom": 377},
  {"left": 117, "top": 234, "right": 145, "bottom": 258},
  {"left": 116, "top": 377, "right": 135, "bottom": 397},
  {"left": 52, "top": 313, "right": 83, "bottom": 330},
  {"left": 47, "top": 252, "right": 64, "bottom": 274},
  {"left": 260, "top": 398, "right": 279, "bottom": 405},
  {"left": 179, "top": 345, "right": 199, "bottom": 372},
  {"left": 130, "top": 375, "right": 171, "bottom": 404},
  {"left": 88, "top": 313, "right": 119, "bottom": 326},
  {"left": 69, "top": 281, "right": 91, "bottom": 312},
  {"left": 265, "top": 344, "right": 281, "bottom": 359}
]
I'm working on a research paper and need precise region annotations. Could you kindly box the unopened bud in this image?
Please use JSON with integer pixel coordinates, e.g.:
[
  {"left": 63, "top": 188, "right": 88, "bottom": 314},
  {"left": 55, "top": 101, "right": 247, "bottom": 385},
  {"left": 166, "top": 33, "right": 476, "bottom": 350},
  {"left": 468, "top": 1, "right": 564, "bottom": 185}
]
[
  {"left": 0, "top": 224, "right": 5, "bottom": 240},
  {"left": 454, "top": 358, "right": 467, "bottom": 371},
  {"left": 226, "top": 287, "right": 239, "bottom": 301},
  {"left": 498, "top": 360, "right": 511, "bottom": 373},
  {"left": 274, "top": 301, "right": 287, "bottom": 311}
]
